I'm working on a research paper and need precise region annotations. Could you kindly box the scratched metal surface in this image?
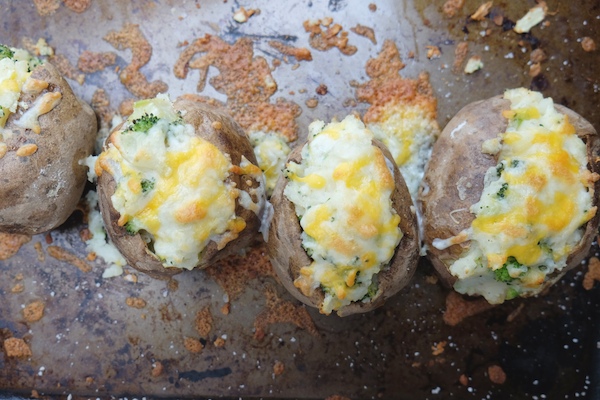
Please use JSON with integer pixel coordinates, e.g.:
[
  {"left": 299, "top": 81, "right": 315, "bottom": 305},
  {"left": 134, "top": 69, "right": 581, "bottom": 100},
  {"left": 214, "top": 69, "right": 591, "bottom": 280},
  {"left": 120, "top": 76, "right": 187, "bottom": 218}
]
[{"left": 0, "top": 0, "right": 599, "bottom": 399}]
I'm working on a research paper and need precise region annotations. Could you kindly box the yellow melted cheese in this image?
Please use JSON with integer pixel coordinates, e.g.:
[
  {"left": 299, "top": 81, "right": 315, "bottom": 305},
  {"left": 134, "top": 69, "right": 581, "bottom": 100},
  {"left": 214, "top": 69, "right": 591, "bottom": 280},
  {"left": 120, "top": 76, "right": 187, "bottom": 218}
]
[
  {"left": 435, "top": 88, "right": 596, "bottom": 303},
  {"left": 248, "top": 130, "right": 291, "bottom": 196},
  {"left": 284, "top": 115, "right": 403, "bottom": 314},
  {"left": 96, "top": 94, "right": 251, "bottom": 270},
  {"left": 366, "top": 102, "right": 439, "bottom": 199}
]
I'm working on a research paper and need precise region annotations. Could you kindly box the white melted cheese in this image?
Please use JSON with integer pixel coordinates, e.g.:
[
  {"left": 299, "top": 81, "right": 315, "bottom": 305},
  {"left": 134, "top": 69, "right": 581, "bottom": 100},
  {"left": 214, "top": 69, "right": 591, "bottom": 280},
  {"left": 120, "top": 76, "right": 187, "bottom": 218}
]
[
  {"left": 284, "top": 115, "right": 403, "bottom": 314},
  {"left": 248, "top": 130, "right": 291, "bottom": 196},
  {"left": 366, "top": 102, "right": 439, "bottom": 200},
  {"left": 438, "top": 88, "right": 597, "bottom": 304},
  {"left": 96, "top": 94, "right": 259, "bottom": 270}
]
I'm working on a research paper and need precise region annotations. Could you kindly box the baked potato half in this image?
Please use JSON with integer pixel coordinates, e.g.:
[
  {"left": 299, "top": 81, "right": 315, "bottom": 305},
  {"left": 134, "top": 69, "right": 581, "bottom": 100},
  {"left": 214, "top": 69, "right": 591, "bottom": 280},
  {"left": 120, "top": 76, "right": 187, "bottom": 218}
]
[
  {"left": 0, "top": 45, "right": 97, "bottom": 234},
  {"left": 96, "top": 95, "right": 268, "bottom": 279},
  {"left": 420, "top": 88, "right": 600, "bottom": 304},
  {"left": 268, "top": 115, "right": 420, "bottom": 316}
]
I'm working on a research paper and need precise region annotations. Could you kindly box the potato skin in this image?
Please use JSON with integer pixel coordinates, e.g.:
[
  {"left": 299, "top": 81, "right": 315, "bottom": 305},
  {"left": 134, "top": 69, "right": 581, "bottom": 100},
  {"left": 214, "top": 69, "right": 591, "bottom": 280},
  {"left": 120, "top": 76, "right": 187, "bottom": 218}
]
[
  {"left": 0, "top": 61, "right": 97, "bottom": 235},
  {"left": 97, "top": 98, "right": 264, "bottom": 280},
  {"left": 267, "top": 139, "right": 420, "bottom": 316},
  {"left": 419, "top": 95, "right": 600, "bottom": 288}
]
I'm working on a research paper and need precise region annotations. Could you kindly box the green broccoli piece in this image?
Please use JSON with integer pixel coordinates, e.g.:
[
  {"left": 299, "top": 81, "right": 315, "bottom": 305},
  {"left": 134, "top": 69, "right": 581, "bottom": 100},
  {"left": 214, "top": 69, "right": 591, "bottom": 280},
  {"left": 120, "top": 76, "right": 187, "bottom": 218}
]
[
  {"left": 494, "top": 256, "right": 524, "bottom": 283},
  {"left": 496, "top": 183, "right": 509, "bottom": 198},
  {"left": 141, "top": 179, "right": 155, "bottom": 193},
  {"left": 0, "top": 45, "right": 14, "bottom": 60},
  {"left": 124, "top": 221, "right": 137, "bottom": 236},
  {"left": 361, "top": 281, "right": 379, "bottom": 301},
  {"left": 127, "top": 113, "right": 159, "bottom": 133},
  {"left": 496, "top": 163, "right": 505, "bottom": 177},
  {"left": 505, "top": 287, "right": 519, "bottom": 300}
]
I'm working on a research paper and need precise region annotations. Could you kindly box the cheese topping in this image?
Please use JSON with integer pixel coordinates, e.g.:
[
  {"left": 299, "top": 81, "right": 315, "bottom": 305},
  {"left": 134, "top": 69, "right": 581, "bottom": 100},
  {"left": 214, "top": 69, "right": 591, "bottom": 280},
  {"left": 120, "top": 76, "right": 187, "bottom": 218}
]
[
  {"left": 284, "top": 115, "right": 403, "bottom": 314},
  {"left": 0, "top": 46, "right": 44, "bottom": 132},
  {"left": 248, "top": 130, "right": 291, "bottom": 196},
  {"left": 366, "top": 102, "right": 439, "bottom": 199},
  {"left": 96, "top": 94, "right": 257, "bottom": 270},
  {"left": 436, "top": 88, "right": 597, "bottom": 303}
]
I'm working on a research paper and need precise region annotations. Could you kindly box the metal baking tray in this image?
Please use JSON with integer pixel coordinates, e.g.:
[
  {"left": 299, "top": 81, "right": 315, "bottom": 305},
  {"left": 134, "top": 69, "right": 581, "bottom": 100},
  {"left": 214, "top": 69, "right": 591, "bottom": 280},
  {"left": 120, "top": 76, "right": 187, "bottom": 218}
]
[{"left": 1, "top": 0, "right": 599, "bottom": 398}]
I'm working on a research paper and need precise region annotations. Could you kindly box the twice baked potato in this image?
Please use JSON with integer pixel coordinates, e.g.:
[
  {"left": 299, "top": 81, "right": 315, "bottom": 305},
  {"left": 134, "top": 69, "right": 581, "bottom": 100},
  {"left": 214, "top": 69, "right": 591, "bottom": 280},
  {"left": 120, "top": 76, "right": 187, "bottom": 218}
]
[
  {"left": 0, "top": 45, "right": 97, "bottom": 234},
  {"left": 420, "top": 88, "right": 600, "bottom": 304},
  {"left": 95, "top": 94, "right": 268, "bottom": 279},
  {"left": 268, "top": 115, "right": 420, "bottom": 316}
]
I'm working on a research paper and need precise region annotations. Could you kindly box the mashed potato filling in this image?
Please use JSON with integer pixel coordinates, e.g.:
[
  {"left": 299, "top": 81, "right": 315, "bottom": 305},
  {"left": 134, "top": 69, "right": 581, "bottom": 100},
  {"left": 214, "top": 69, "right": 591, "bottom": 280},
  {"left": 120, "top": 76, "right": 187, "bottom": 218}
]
[
  {"left": 367, "top": 102, "right": 439, "bottom": 199},
  {"left": 284, "top": 115, "right": 403, "bottom": 314},
  {"left": 0, "top": 46, "right": 43, "bottom": 131},
  {"left": 96, "top": 94, "right": 249, "bottom": 270},
  {"left": 433, "top": 88, "right": 597, "bottom": 303},
  {"left": 248, "top": 130, "right": 291, "bottom": 196}
]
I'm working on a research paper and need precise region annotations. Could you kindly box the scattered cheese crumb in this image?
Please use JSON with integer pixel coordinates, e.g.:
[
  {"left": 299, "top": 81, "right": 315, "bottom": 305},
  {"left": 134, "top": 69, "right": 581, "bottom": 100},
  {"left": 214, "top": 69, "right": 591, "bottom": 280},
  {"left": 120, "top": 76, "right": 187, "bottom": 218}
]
[
  {"left": 470, "top": 1, "right": 493, "bottom": 21},
  {"left": 582, "top": 37, "right": 597, "bottom": 52},
  {"left": 514, "top": 2, "right": 547, "bottom": 33},
  {"left": 233, "top": 7, "right": 258, "bottom": 23},
  {"left": 464, "top": 56, "right": 483, "bottom": 73}
]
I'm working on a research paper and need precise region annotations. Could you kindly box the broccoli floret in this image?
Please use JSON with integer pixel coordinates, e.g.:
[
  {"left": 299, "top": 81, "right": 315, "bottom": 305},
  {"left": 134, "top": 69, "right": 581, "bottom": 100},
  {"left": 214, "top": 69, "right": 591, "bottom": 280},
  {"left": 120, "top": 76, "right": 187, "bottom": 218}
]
[
  {"left": 124, "top": 221, "right": 137, "bottom": 236},
  {"left": 141, "top": 179, "right": 155, "bottom": 193},
  {"left": 127, "top": 113, "right": 159, "bottom": 133},
  {"left": 505, "top": 287, "right": 519, "bottom": 300},
  {"left": 494, "top": 256, "right": 524, "bottom": 283},
  {"left": 496, "top": 163, "right": 505, "bottom": 177},
  {"left": 0, "top": 45, "right": 14, "bottom": 60},
  {"left": 361, "top": 280, "right": 379, "bottom": 301},
  {"left": 496, "top": 183, "right": 509, "bottom": 198},
  {"left": 494, "top": 266, "right": 513, "bottom": 283}
]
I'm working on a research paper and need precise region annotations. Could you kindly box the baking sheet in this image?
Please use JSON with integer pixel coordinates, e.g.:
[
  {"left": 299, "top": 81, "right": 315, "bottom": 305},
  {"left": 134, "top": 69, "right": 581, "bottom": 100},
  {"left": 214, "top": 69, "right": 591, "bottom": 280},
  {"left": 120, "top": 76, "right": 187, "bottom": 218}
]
[{"left": 1, "top": 0, "right": 600, "bottom": 398}]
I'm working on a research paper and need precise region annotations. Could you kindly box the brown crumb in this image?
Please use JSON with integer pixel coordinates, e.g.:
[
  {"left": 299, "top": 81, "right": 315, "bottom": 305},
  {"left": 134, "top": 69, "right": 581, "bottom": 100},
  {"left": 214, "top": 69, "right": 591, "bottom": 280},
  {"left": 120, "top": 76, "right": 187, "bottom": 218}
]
[
  {"left": 273, "top": 360, "right": 285, "bottom": 376},
  {"left": 459, "top": 374, "right": 469, "bottom": 386},
  {"left": 48, "top": 53, "right": 85, "bottom": 84},
  {"left": 214, "top": 337, "right": 226, "bottom": 347},
  {"left": 104, "top": 23, "right": 168, "bottom": 98},
  {"left": 167, "top": 278, "right": 179, "bottom": 292},
  {"left": 125, "top": 297, "right": 147, "bottom": 309},
  {"left": 4, "top": 337, "right": 32, "bottom": 358},
  {"left": 305, "top": 97, "right": 319, "bottom": 108},
  {"left": 582, "top": 37, "right": 597, "bottom": 52},
  {"left": 11, "top": 283, "right": 24, "bottom": 294},
  {"left": 368, "top": 3, "right": 377, "bottom": 12},
  {"left": 268, "top": 41, "right": 313, "bottom": 62},
  {"left": 183, "top": 337, "right": 204, "bottom": 353},
  {"left": 425, "top": 275, "right": 439, "bottom": 285},
  {"left": 33, "top": 241, "right": 45, "bottom": 262},
  {"left": 530, "top": 48, "right": 547, "bottom": 63},
  {"left": 90, "top": 89, "right": 115, "bottom": 130},
  {"left": 77, "top": 50, "right": 117, "bottom": 73},
  {"left": 488, "top": 364, "right": 507, "bottom": 384},
  {"left": 316, "top": 84, "right": 328, "bottom": 95},
  {"left": 492, "top": 13, "right": 504, "bottom": 26},
  {"left": 303, "top": 19, "right": 357, "bottom": 56},
  {"left": 47, "top": 245, "right": 92, "bottom": 273},
  {"left": 506, "top": 302, "right": 525, "bottom": 323},
  {"left": 33, "top": 0, "right": 60, "bottom": 15},
  {"left": 23, "top": 300, "right": 45, "bottom": 323},
  {"left": 31, "top": 390, "right": 40, "bottom": 399},
  {"left": 431, "top": 341, "right": 447, "bottom": 356},
  {"left": 325, "top": 396, "right": 352, "bottom": 400},
  {"left": 426, "top": 45, "right": 442, "bottom": 59},
  {"left": 351, "top": 24, "right": 377, "bottom": 44},
  {"left": 529, "top": 62, "right": 542, "bottom": 77},
  {"left": 221, "top": 302, "right": 230, "bottom": 315},
  {"left": 0, "top": 233, "right": 31, "bottom": 260},
  {"left": 119, "top": 98, "right": 135, "bottom": 117},
  {"left": 151, "top": 361, "right": 164, "bottom": 377},
  {"left": 63, "top": 0, "right": 91, "bottom": 13},
  {"left": 253, "top": 285, "right": 319, "bottom": 340},
  {"left": 195, "top": 306, "right": 213, "bottom": 338},
  {"left": 453, "top": 41, "right": 469, "bottom": 72},
  {"left": 470, "top": 1, "right": 493, "bottom": 21},
  {"left": 442, "top": 0, "right": 465, "bottom": 18},
  {"left": 443, "top": 291, "right": 494, "bottom": 326},
  {"left": 123, "top": 273, "right": 138, "bottom": 283},
  {"left": 85, "top": 376, "right": 94, "bottom": 385},
  {"left": 583, "top": 257, "right": 600, "bottom": 290}
]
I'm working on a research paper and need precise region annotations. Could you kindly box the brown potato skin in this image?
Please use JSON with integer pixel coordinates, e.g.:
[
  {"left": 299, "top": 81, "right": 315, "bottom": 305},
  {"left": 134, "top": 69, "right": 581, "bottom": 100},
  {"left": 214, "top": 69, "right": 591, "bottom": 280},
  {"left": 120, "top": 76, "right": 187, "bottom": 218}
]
[
  {"left": 267, "top": 139, "right": 420, "bottom": 317},
  {"left": 97, "top": 98, "right": 264, "bottom": 280},
  {"left": 419, "top": 95, "right": 600, "bottom": 289},
  {"left": 0, "top": 61, "right": 97, "bottom": 235}
]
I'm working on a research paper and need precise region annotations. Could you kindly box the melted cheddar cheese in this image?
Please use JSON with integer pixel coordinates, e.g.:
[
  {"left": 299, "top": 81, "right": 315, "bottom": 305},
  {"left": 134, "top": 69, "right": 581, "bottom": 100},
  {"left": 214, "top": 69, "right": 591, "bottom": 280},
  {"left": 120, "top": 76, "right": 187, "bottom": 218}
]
[
  {"left": 0, "top": 47, "right": 43, "bottom": 133},
  {"left": 434, "top": 88, "right": 596, "bottom": 303},
  {"left": 248, "top": 130, "right": 291, "bottom": 196},
  {"left": 284, "top": 115, "right": 403, "bottom": 314},
  {"left": 96, "top": 94, "right": 257, "bottom": 270},
  {"left": 366, "top": 102, "right": 439, "bottom": 199}
]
